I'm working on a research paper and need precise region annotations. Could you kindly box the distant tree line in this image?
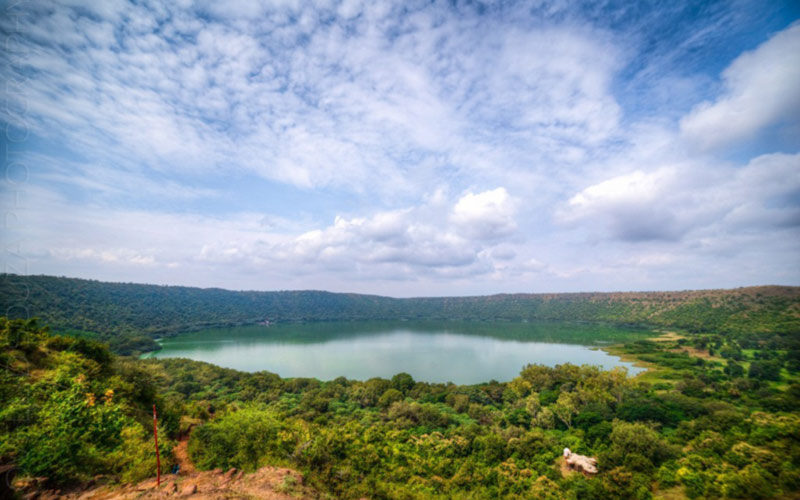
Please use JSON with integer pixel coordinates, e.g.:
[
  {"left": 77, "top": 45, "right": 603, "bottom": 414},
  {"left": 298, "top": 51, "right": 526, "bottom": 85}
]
[{"left": 1, "top": 274, "right": 798, "bottom": 354}]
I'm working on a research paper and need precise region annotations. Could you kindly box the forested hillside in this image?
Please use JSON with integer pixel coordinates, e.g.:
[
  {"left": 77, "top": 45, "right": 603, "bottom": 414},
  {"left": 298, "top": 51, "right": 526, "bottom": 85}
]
[{"left": 1, "top": 275, "right": 798, "bottom": 353}]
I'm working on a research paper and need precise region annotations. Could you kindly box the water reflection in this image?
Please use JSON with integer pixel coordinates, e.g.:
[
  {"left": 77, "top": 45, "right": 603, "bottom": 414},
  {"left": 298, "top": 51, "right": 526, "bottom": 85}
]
[{"left": 143, "top": 320, "right": 649, "bottom": 384}]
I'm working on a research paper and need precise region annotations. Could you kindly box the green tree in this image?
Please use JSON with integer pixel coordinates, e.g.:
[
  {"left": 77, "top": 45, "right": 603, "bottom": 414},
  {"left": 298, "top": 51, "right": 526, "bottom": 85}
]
[
  {"left": 391, "top": 372, "right": 415, "bottom": 394},
  {"left": 602, "top": 420, "right": 676, "bottom": 473},
  {"left": 749, "top": 360, "right": 782, "bottom": 381}
]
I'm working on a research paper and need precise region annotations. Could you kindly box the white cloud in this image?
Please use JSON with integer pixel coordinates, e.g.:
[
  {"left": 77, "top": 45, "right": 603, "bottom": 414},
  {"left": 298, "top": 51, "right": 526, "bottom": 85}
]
[
  {"left": 246, "top": 187, "right": 520, "bottom": 273},
  {"left": 0, "top": 1, "right": 624, "bottom": 197},
  {"left": 12, "top": 185, "right": 526, "bottom": 289},
  {"left": 28, "top": 152, "right": 219, "bottom": 202},
  {"left": 680, "top": 23, "right": 800, "bottom": 151},
  {"left": 559, "top": 167, "right": 689, "bottom": 241},
  {"left": 451, "top": 188, "right": 517, "bottom": 240},
  {"left": 719, "top": 153, "right": 800, "bottom": 230},
  {"left": 52, "top": 248, "right": 157, "bottom": 266},
  {"left": 559, "top": 152, "right": 800, "bottom": 242}
]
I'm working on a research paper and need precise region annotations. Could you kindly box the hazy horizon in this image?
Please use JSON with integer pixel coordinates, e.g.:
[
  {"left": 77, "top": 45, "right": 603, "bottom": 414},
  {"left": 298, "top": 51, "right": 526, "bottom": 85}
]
[{"left": 2, "top": 0, "right": 799, "bottom": 296}]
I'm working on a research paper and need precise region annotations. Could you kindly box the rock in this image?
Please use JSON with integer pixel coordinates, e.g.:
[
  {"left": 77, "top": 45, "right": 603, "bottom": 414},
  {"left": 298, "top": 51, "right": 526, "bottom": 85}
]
[
  {"left": 180, "top": 483, "right": 197, "bottom": 496},
  {"left": 162, "top": 480, "right": 177, "bottom": 493},
  {"left": 219, "top": 468, "right": 239, "bottom": 486},
  {"left": 563, "top": 448, "right": 598, "bottom": 475}
]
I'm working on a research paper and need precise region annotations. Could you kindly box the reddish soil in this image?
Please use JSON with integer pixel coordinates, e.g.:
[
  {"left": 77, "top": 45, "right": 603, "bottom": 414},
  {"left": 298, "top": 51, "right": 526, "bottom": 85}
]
[
  {"left": 20, "top": 466, "right": 318, "bottom": 500},
  {"left": 173, "top": 436, "right": 197, "bottom": 476},
  {"left": 17, "top": 435, "right": 320, "bottom": 500}
]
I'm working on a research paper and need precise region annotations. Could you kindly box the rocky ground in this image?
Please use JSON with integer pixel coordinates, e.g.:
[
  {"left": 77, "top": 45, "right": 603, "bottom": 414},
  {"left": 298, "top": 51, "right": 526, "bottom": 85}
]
[
  {"left": 17, "top": 465, "right": 320, "bottom": 500},
  {"left": 14, "top": 437, "right": 323, "bottom": 500},
  {"left": 18, "top": 467, "right": 321, "bottom": 500}
]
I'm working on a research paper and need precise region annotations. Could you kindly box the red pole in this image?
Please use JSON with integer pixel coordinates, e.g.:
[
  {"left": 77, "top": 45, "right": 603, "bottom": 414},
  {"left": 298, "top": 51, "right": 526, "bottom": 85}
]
[{"left": 153, "top": 404, "right": 161, "bottom": 487}]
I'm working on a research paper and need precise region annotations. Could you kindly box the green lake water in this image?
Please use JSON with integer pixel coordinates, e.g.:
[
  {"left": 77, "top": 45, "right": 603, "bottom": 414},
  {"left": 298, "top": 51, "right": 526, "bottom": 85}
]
[{"left": 141, "top": 320, "right": 650, "bottom": 384}]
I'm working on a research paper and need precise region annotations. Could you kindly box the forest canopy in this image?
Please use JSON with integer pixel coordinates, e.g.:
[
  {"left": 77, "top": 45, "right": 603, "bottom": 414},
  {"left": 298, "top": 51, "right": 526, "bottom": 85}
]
[{"left": 2, "top": 314, "right": 799, "bottom": 499}]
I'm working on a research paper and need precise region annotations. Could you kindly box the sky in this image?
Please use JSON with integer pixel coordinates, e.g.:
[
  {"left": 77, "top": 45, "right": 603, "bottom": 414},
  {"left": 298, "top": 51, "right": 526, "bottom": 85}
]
[{"left": 0, "top": 0, "right": 799, "bottom": 296}]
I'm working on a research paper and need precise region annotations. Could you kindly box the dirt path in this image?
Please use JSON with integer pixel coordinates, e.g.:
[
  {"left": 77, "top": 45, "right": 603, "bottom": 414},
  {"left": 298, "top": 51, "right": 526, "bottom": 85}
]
[{"left": 173, "top": 436, "right": 197, "bottom": 476}]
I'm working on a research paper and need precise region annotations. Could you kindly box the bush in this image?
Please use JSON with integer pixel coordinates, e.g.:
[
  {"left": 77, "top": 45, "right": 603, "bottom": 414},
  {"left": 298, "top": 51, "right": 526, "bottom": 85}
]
[
  {"left": 748, "top": 360, "right": 782, "bottom": 381},
  {"left": 113, "top": 426, "right": 175, "bottom": 483},
  {"left": 189, "top": 406, "right": 302, "bottom": 471},
  {"left": 720, "top": 464, "right": 775, "bottom": 499},
  {"left": 656, "top": 461, "right": 679, "bottom": 487},
  {"left": 601, "top": 420, "right": 677, "bottom": 473},
  {"left": 379, "top": 388, "right": 403, "bottom": 408},
  {"left": 724, "top": 361, "right": 745, "bottom": 378},
  {"left": 16, "top": 375, "right": 145, "bottom": 483},
  {"left": 391, "top": 373, "right": 415, "bottom": 394}
]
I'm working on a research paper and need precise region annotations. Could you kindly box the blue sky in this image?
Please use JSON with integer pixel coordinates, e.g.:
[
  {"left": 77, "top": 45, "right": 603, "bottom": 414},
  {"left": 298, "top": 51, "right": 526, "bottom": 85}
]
[{"left": 1, "top": 0, "right": 799, "bottom": 296}]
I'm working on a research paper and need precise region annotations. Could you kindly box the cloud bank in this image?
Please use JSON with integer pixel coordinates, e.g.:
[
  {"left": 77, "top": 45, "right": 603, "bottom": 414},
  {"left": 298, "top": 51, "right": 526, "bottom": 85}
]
[{"left": 1, "top": 0, "right": 798, "bottom": 295}]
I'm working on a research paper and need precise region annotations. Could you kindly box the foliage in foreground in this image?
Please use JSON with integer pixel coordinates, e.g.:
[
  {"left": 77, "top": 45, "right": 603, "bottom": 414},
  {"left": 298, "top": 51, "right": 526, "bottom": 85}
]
[{"left": 0, "top": 318, "right": 175, "bottom": 485}]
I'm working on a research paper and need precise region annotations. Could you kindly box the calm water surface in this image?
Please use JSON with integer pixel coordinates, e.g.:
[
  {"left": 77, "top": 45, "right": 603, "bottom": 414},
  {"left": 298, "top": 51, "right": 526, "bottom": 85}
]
[{"left": 142, "top": 321, "right": 648, "bottom": 384}]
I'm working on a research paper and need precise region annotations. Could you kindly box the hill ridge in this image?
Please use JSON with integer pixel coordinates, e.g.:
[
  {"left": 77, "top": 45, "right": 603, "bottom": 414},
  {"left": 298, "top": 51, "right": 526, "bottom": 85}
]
[
  {"left": 2, "top": 272, "right": 796, "bottom": 298},
  {"left": 1, "top": 274, "right": 798, "bottom": 354}
]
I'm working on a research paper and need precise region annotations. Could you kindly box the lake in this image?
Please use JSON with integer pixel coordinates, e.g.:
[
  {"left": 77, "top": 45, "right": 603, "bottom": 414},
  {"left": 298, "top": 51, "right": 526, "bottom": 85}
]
[{"left": 141, "top": 320, "right": 650, "bottom": 384}]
